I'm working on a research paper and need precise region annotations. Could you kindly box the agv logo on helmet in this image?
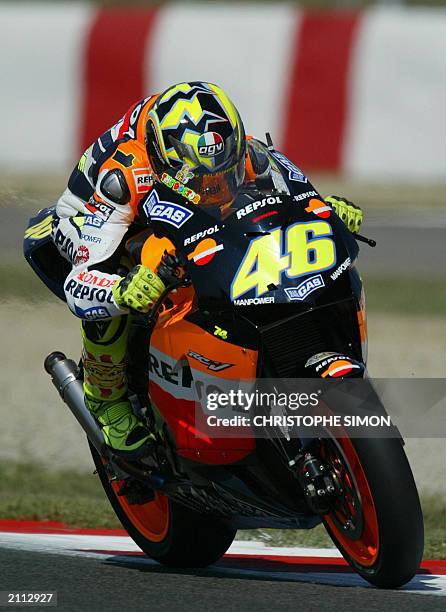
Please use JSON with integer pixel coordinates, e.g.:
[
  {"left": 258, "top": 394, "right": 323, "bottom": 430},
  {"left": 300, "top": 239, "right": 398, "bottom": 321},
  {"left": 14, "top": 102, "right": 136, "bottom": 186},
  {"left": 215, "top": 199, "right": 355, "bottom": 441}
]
[{"left": 197, "top": 132, "right": 225, "bottom": 157}]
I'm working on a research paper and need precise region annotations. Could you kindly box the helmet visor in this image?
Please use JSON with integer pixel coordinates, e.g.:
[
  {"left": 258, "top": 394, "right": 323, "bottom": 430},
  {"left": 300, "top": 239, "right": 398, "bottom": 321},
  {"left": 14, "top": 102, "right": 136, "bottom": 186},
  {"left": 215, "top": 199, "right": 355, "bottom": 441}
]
[{"left": 187, "top": 155, "right": 245, "bottom": 207}]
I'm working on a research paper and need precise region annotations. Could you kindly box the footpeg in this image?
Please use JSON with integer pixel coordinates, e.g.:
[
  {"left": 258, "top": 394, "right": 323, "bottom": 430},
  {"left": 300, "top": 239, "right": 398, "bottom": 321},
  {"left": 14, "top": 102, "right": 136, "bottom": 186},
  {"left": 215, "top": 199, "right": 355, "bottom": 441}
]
[{"left": 117, "top": 479, "right": 155, "bottom": 505}]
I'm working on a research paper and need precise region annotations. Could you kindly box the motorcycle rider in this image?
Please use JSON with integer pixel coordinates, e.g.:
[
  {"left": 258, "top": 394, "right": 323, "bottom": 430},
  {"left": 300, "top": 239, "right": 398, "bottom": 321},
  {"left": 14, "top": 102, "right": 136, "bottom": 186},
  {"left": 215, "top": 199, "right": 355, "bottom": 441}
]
[{"left": 50, "top": 81, "right": 363, "bottom": 457}]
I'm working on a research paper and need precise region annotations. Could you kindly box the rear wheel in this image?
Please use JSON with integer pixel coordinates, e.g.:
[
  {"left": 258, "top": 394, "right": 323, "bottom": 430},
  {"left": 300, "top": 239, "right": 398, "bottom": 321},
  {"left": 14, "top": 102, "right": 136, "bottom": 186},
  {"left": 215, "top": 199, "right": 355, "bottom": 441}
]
[
  {"left": 90, "top": 443, "right": 236, "bottom": 567},
  {"left": 321, "top": 435, "right": 424, "bottom": 588}
]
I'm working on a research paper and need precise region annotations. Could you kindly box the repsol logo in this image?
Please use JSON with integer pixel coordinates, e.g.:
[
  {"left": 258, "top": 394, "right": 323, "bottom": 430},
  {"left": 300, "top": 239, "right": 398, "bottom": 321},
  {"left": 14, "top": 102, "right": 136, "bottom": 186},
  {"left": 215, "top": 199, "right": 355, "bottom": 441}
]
[
  {"left": 184, "top": 225, "right": 219, "bottom": 246},
  {"left": 148, "top": 352, "right": 192, "bottom": 387},
  {"left": 293, "top": 190, "right": 318, "bottom": 202},
  {"left": 65, "top": 279, "right": 114, "bottom": 304},
  {"left": 236, "top": 196, "right": 283, "bottom": 219},
  {"left": 53, "top": 228, "right": 76, "bottom": 263}
]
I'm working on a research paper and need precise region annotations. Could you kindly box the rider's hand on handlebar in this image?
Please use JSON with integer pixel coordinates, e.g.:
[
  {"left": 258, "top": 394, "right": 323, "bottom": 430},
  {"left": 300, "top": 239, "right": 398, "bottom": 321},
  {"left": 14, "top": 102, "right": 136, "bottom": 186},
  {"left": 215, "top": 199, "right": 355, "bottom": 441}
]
[
  {"left": 325, "top": 195, "right": 363, "bottom": 233},
  {"left": 112, "top": 265, "right": 165, "bottom": 313}
]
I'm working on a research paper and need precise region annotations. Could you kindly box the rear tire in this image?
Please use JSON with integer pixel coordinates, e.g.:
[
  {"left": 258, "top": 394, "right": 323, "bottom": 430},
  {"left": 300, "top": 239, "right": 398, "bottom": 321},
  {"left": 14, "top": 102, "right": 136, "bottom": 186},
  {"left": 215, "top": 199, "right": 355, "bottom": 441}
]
[
  {"left": 322, "top": 436, "right": 424, "bottom": 588},
  {"left": 90, "top": 443, "right": 236, "bottom": 567}
]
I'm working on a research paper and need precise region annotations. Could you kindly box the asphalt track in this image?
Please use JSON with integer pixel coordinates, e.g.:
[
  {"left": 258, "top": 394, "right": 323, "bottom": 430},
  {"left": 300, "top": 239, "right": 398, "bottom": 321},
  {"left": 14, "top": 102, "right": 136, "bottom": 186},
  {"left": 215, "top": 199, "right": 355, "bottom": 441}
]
[
  {"left": 3, "top": 204, "right": 446, "bottom": 278},
  {"left": 0, "top": 524, "right": 445, "bottom": 612}
]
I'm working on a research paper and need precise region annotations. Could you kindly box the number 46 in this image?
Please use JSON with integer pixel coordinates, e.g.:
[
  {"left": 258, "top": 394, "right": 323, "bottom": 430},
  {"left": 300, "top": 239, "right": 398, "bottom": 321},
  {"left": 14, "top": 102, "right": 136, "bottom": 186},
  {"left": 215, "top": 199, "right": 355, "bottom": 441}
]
[{"left": 231, "top": 221, "right": 336, "bottom": 300}]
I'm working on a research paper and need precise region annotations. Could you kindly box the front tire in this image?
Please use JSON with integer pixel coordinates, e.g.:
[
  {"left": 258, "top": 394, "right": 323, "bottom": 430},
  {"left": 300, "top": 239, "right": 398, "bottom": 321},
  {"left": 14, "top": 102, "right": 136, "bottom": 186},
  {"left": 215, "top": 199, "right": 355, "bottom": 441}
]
[
  {"left": 322, "top": 435, "right": 424, "bottom": 588},
  {"left": 90, "top": 443, "right": 236, "bottom": 567}
]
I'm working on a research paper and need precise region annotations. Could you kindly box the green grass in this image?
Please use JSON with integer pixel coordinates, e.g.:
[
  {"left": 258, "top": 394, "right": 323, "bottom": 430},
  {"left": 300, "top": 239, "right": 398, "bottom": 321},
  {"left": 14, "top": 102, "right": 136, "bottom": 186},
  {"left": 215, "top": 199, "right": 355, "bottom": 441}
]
[
  {"left": 0, "top": 463, "right": 120, "bottom": 529},
  {"left": 3, "top": 262, "right": 445, "bottom": 317},
  {"left": 364, "top": 277, "right": 446, "bottom": 317},
  {"left": 0, "top": 463, "right": 444, "bottom": 558}
]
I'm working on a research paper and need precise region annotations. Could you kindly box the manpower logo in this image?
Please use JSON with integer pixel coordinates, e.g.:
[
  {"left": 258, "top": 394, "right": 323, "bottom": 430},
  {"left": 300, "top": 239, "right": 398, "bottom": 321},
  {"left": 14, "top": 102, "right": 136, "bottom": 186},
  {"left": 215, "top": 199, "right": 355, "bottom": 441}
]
[{"left": 330, "top": 257, "right": 351, "bottom": 280}]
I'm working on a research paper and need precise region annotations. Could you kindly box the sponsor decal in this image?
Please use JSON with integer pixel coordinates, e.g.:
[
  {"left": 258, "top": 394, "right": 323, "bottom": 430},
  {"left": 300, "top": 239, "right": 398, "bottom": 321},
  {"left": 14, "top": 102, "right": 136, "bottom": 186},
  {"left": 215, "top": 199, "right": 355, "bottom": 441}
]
[
  {"left": 76, "top": 271, "right": 117, "bottom": 288},
  {"left": 321, "top": 359, "right": 361, "bottom": 378},
  {"left": 284, "top": 274, "right": 325, "bottom": 301},
  {"left": 214, "top": 325, "right": 228, "bottom": 340},
  {"left": 272, "top": 152, "right": 307, "bottom": 183},
  {"left": 188, "top": 350, "right": 233, "bottom": 372},
  {"left": 233, "top": 296, "right": 275, "bottom": 306},
  {"left": 143, "top": 189, "right": 194, "bottom": 228},
  {"left": 74, "top": 245, "right": 90, "bottom": 265},
  {"left": 293, "top": 190, "right": 318, "bottom": 203},
  {"left": 330, "top": 257, "right": 351, "bottom": 280},
  {"left": 53, "top": 228, "right": 77, "bottom": 263},
  {"left": 65, "top": 279, "right": 115, "bottom": 305},
  {"left": 74, "top": 305, "right": 111, "bottom": 320},
  {"left": 85, "top": 199, "right": 115, "bottom": 222},
  {"left": 305, "top": 352, "right": 340, "bottom": 367},
  {"left": 84, "top": 214, "right": 105, "bottom": 229},
  {"left": 160, "top": 173, "right": 201, "bottom": 204},
  {"left": 184, "top": 224, "right": 220, "bottom": 246},
  {"left": 132, "top": 168, "right": 153, "bottom": 194},
  {"left": 305, "top": 198, "right": 331, "bottom": 219},
  {"left": 308, "top": 354, "right": 358, "bottom": 375},
  {"left": 188, "top": 238, "right": 224, "bottom": 266},
  {"left": 175, "top": 164, "right": 194, "bottom": 184},
  {"left": 197, "top": 132, "right": 224, "bottom": 157},
  {"left": 81, "top": 233, "right": 102, "bottom": 244},
  {"left": 148, "top": 351, "right": 192, "bottom": 388},
  {"left": 236, "top": 196, "right": 283, "bottom": 219}
]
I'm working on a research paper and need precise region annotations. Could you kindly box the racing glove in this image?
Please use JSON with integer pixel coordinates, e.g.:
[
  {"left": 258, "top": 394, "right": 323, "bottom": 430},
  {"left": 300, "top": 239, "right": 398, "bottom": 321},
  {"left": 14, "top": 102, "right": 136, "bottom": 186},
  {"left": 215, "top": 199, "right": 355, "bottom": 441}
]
[
  {"left": 112, "top": 265, "right": 165, "bottom": 313},
  {"left": 325, "top": 196, "right": 363, "bottom": 233}
]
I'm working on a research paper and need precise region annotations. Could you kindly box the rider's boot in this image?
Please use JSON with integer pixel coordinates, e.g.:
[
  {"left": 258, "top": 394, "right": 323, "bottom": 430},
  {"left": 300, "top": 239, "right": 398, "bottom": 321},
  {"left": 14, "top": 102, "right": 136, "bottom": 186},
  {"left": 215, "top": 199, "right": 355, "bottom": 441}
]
[{"left": 81, "top": 316, "right": 155, "bottom": 458}]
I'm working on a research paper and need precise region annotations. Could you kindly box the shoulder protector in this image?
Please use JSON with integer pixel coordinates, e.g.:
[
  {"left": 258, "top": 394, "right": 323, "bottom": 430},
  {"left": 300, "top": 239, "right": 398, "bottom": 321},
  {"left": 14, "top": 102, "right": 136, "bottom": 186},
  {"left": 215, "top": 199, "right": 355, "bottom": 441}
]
[{"left": 99, "top": 169, "right": 130, "bottom": 205}]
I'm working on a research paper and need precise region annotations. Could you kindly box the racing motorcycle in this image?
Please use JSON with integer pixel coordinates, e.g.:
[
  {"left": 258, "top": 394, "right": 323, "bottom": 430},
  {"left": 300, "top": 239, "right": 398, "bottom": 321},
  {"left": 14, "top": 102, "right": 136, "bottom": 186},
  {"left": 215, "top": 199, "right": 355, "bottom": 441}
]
[{"left": 25, "top": 146, "right": 423, "bottom": 589}]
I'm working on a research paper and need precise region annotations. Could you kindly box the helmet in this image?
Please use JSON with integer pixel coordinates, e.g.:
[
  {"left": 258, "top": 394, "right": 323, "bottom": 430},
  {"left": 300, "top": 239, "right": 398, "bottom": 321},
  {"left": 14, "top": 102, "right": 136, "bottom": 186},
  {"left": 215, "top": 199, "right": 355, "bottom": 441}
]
[{"left": 146, "top": 82, "right": 246, "bottom": 206}]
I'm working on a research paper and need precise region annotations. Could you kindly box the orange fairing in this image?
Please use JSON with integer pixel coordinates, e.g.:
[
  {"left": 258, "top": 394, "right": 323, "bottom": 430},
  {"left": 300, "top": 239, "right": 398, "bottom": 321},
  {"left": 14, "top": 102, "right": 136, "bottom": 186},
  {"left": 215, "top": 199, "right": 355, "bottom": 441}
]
[
  {"left": 141, "top": 234, "right": 175, "bottom": 271},
  {"left": 149, "top": 314, "right": 258, "bottom": 464},
  {"left": 141, "top": 233, "right": 257, "bottom": 462},
  {"left": 357, "top": 287, "right": 368, "bottom": 362}
]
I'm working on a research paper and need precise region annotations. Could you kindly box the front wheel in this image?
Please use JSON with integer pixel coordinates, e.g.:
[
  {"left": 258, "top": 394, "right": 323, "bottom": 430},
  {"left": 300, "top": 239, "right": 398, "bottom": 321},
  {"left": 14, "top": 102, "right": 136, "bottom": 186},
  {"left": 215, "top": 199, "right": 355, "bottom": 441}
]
[
  {"left": 321, "top": 435, "right": 424, "bottom": 588},
  {"left": 90, "top": 443, "right": 236, "bottom": 567}
]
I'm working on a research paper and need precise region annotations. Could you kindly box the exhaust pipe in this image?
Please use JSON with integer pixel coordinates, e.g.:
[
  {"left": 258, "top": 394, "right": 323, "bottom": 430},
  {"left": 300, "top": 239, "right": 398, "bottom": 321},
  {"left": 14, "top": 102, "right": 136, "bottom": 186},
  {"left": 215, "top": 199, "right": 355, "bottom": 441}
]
[
  {"left": 44, "top": 351, "right": 166, "bottom": 485},
  {"left": 44, "top": 351, "right": 108, "bottom": 457}
]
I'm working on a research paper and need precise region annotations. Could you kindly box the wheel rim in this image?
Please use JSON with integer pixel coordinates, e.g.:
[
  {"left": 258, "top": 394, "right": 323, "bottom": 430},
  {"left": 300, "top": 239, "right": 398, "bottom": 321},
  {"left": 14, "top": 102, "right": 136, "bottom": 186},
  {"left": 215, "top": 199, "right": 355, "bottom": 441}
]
[
  {"left": 322, "top": 436, "right": 379, "bottom": 567},
  {"left": 111, "top": 480, "right": 170, "bottom": 543}
]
